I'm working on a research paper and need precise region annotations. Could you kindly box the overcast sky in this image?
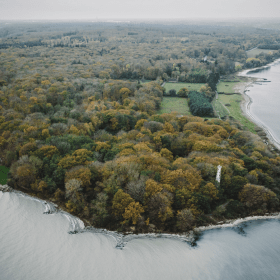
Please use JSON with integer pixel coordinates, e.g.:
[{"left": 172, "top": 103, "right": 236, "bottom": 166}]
[{"left": 1, "top": 0, "right": 280, "bottom": 20}]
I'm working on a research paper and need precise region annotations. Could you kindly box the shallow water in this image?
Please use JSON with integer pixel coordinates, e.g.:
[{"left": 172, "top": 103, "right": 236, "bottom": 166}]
[
  {"left": 1, "top": 192, "right": 280, "bottom": 280},
  {"left": 243, "top": 61, "right": 280, "bottom": 143}
]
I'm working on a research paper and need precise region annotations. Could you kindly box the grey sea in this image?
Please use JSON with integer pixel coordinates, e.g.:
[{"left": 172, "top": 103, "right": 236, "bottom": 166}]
[
  {"left": 243, "top": 60, "right": 280, "bottom": 144},
  {"left": 1, "top": 191, "right": 280, "bottom": 279}
]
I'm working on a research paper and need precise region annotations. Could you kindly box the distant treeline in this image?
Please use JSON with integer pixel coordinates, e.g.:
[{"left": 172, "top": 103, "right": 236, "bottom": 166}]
[
  {"left": 258, "top": 44, "right": 280, "bottom": 50},
  {"left": 0, "top": 40, "right": 46, "bottom": 49},
  {"left": 53, "top": 43, "right": 87, "bottom": 48}
]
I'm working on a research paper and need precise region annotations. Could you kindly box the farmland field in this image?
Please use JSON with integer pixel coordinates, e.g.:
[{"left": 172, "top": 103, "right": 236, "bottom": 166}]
[
  {"left": 164, "top": 82, "right": 204, "bottom": 92},
  {"left": 158, "top": 97, "right": 190, "bottom": 115}
]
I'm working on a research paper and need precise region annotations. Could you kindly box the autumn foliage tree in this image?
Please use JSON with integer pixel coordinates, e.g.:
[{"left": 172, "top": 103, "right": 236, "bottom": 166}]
[{"left": 2, "top": 22, "right": 280, "bottom": 233}]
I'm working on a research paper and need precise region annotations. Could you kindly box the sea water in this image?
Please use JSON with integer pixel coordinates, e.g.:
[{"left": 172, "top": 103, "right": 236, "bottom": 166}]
[
  {"left": 243, "top": 60, "right": 280, "bottom": 144},
  {"left": 1, "top": 191, "right": 280, "bottom": 280}
]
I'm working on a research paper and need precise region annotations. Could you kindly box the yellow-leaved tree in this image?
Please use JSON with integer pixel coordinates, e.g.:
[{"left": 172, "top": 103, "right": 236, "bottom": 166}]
[
  {"left": 123, "top": 201, "right": 144, "bottom": 225},
  {"left": 65, "top": 166, "right": 92, "bottom": 188},
  {"left": 239, "top": 183, "right": 277, "bottom": 211},
  {"left": 112, "top": 189, "right": 134, "bottom": 217},
  {"left": 144, "top": 179, "right": 173, "bottom": 224},
  {"left": 58, "top": 149, "right": 93, "bottom": 169}
]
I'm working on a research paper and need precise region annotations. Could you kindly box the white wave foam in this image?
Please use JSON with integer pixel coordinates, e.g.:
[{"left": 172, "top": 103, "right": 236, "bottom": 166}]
[
  {"left": 43, "top": 201, "right": 57, "bottom": 214},
  {"left": 62, "top": 212, "right": 85, "bottom": 234},
  {"left": 196, "top": 213, "right": 280, "bottom": 232},
  {"left": 14, "top": 191, "right": 57, "bottom": 214},
  {"left": 83, "top": 227, "right": 194, "bottom": 249},
  {"left": 82, "top": 213, "right": 280, "bottom": 248},
  {"left": 43, "top": 202, "right": 51, "bottom": 214}
]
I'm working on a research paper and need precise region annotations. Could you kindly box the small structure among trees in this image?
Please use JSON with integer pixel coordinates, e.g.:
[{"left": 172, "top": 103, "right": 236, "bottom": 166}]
[{"left": 216, "top": 165, "right": 222, "bottom": 183}]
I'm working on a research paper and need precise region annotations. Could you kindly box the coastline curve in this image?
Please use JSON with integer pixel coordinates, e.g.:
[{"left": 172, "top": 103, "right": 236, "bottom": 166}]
[
  {"left": 237, "top": 58, "right": 280, "bottom": 151},
  {"left": 1, "top": 185, "right": 280, "bottom": 249}
]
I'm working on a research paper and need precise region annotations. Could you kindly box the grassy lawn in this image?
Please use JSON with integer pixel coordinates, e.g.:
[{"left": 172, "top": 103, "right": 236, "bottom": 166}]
[
  {"left": 158, "top": 97, "right": 190, "bottom": 115},
  {"left": 0, "top": 166, "right": 9, "bottom": 185},
  {"left": 246, "top": 48, "right": 275, "bottom": 58},
  {"left": 161, "top": 78, "right": 256, "bottom": 133},
  {"left": 213, "top": 99, "right": 229, "bottom": 119},
  {"left": 218, "top": 94, "right": 256, "bottom": 133},
  {"left": 217, "top": 81, "right": 241, "bottom": 93},
  {"left": 164, "top": 82, "right": 204, "bottom": 92}
]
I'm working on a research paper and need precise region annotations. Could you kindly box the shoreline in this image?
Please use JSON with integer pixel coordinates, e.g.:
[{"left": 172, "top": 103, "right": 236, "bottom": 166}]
[
  {"left": 1, "top": 184, "right": 280, "bottom": 248},
  {"left": 195, "top": 212, "right": 280, "bottom": 232},
  {"left": 235, "top": 59, "right": 280, "bottom": 152}
]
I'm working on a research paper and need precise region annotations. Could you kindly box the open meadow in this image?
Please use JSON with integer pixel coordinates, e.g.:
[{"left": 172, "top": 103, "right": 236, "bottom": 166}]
[
  {"left": 213, "top": 99, "right": 229, "bottom": 118},
  {"left": 216, "top": 93, "right": 256, "bottom": 133},
  {"left": 164, "top": 82, "right": 205, "bottom": 92},
  {"left": 158, "top": 97, "right": 190, "bottom": 115},
  {"left": 246, "top": 48, "right": 275, "bottom": 58},
  {"left": 215, "top": 76, "right": 256, "bottom": 132},
  {"left": 217, "top": 79, "right": 242, "bottom": 93}
]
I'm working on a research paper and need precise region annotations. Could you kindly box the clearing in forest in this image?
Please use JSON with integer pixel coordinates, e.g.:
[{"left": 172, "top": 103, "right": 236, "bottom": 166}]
[
  {"left": 164, "top": 82, "right": 205, "bottom": 92},
  {"left": 246, "top": 48, "right": 275, "bottom": 58},
  {"left": 217, "top": 80, "right": 242, "bottom": 93},
  {"left": 158, "top": 97, "right": 190, "bottom": 115}
]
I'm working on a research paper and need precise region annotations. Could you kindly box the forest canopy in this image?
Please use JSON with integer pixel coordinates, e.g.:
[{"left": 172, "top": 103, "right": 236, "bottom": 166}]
[{"left": 1, "top": 21, "right": 280, "bottom": 233}]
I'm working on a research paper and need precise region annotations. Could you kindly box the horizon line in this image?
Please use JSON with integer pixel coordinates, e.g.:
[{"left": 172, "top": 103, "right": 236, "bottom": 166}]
[{"left": 1, "top": 17, "right": 280, "bottom": 22}]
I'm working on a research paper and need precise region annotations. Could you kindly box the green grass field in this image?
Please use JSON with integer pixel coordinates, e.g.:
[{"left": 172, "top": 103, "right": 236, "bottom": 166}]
[
  {"left": 217, "top": 81, "right": 241, "bottom": 93},
  {"left": 217, "top": 94, "right": 256, "bottom": 133},
  {"left": 161, "top": 78, "right": 256, "bottom": 132},
  {"left": 213, "top": 100, "right": 229, "bottom": 119},
  {"left": 158, "top": 97, "right": 190, "bottom": 115},
  {"left": 0, "top": 166, "right": 9, "bottom": 185},
  {"left": 164, "top": 82, "right": 204, "bottom": 92},
  {"left": 246, "top": 48, "right": 275, "bottom": 58}
]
